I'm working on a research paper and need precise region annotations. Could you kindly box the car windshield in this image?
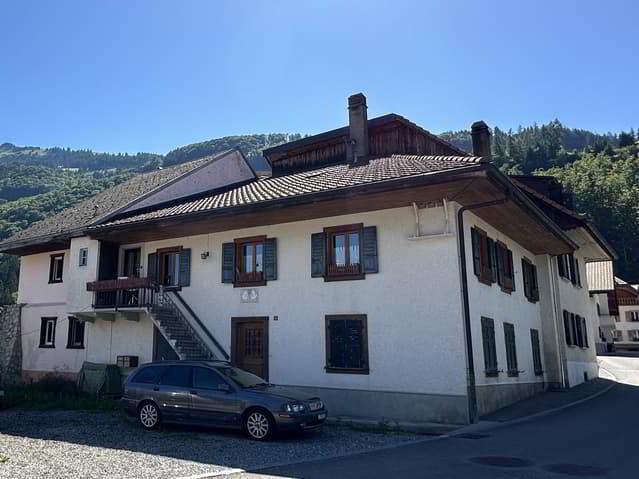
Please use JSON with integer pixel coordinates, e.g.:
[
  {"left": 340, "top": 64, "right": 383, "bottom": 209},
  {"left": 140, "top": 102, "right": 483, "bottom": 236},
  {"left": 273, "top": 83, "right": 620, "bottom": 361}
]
[{"left": 216, "top": 366, "right": 268, "bottom": 388}]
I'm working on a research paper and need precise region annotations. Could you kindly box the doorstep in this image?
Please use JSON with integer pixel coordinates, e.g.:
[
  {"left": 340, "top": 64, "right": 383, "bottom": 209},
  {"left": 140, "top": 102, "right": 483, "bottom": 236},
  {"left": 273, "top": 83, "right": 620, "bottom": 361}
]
[{"left": 327, "top": 415, "right": 463, "bottom": 435}]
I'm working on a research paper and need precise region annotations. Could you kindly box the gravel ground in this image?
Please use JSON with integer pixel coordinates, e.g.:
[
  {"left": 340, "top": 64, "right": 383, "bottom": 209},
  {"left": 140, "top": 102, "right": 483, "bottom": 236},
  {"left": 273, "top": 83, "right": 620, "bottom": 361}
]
[{"left": 0, "top": 410, "right": 423, "bottom": 478}]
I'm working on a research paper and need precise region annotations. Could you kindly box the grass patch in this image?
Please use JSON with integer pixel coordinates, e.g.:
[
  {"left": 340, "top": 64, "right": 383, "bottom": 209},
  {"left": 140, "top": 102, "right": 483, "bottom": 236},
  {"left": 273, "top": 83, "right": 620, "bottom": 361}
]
[{"left": 1, "top": 374, "right": 120, "bottom": 412}]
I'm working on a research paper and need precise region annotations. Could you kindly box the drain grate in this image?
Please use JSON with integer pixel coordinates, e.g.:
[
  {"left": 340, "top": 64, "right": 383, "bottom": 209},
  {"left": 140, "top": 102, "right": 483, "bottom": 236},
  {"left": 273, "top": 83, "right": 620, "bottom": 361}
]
[
  {"left": 455, "top": 433, "right": 490, "bottom": 440},
  {"left": 543, "top": 464, "right": 609, "bottom": 477},
  {"left": 470, "top": 456, "right": 533, "bottom": 468}
]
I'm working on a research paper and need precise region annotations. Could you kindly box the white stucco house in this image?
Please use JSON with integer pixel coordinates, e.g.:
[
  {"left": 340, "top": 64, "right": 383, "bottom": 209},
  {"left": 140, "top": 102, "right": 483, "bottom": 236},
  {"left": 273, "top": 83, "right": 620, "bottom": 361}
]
[{"left": 0, "top": 94, "right": 617, "bottom": 424}]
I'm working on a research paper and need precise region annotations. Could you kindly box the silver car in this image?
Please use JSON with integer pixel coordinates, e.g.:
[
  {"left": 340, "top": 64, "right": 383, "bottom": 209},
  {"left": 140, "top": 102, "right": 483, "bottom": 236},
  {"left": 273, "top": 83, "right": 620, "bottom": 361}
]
[{"left": 120, "top": 360, "right": 327, "bottom": 440}]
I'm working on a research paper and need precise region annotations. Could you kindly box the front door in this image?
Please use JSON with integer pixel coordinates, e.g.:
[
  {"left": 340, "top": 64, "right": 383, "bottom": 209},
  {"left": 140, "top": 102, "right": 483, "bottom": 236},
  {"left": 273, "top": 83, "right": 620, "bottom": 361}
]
[{"left": 231, "top": 317, "right": 269, "bottom": 381}]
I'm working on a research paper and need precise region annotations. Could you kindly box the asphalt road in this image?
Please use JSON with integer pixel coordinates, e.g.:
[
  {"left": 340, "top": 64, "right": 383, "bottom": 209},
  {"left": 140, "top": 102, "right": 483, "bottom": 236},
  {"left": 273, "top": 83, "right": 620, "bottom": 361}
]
[{"left": 237, "top": 356, "right": 638, "bottom": 479}]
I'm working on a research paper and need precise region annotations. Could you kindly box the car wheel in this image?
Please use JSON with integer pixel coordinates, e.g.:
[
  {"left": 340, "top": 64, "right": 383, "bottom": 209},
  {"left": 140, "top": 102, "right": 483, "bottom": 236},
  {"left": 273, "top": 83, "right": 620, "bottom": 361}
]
[
  {"left": 138, "top": 402, "right": 161, "bottom": 430},
  {"left": 244, "top": 409, "right": 274, "bottom": 441}
]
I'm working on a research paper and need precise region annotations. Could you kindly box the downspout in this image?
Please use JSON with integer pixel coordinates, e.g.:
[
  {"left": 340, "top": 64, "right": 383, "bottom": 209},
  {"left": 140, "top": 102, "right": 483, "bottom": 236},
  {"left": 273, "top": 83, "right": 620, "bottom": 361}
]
[{"left": 456, "top": 196, "right": 509, "bottom": 423}]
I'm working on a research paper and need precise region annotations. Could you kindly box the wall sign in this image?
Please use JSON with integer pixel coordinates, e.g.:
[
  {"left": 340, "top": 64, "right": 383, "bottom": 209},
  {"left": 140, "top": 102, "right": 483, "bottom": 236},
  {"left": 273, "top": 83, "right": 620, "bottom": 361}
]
[{"left": 240, "top": 288, "right": 259, "bottom": 303}]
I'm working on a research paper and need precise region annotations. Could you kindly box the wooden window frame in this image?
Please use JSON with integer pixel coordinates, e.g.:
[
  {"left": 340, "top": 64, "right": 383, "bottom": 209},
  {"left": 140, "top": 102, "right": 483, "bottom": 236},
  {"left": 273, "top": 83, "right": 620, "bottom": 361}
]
[
  {"left": 503, "top": 322, "right": 519, "bottom": 377},
  {"left": 324, "top": 224, "right": 365, "bottom": 282},
  {"left": 325, "top": 314, "right": 369, "bottom": 374},
  {"left": 39, "top": 317, "right": 57, "bottom": 348},
  {"left": 48, "top": 253, "right": 64, "bottom": 284},
  {"left": 481, "top": 317, "right": 499, "bottom": 377},
  {"left": 234, "top": 235, "right": 267, "bottom": 287},
  {"left": 78, "top": 248, "right": 88, "bottom": 267},
  {"left": 157, "top": 246, "right": 182, "bottom": 290},
  {"left": 66, "top": 316, "right": 85, "bottom": 349}
]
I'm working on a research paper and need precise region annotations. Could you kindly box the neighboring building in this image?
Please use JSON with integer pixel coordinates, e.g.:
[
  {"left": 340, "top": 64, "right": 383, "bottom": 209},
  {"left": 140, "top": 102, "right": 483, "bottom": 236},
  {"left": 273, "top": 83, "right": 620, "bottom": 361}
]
[
  {"left": 612, "top": 279, "right": 639, "bottom": 351},
  {"left": 0, "top": 94, "right": 616, "bottom": 424},
  {"left": 587, "top": 261, "right": 618, "bottom": 351}
]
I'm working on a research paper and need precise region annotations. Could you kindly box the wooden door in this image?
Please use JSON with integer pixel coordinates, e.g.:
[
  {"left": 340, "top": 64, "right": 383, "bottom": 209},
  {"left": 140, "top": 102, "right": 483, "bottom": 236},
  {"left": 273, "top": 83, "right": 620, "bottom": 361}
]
[{"left": 231, "top": 317, "right": 269, "bottom": 380}]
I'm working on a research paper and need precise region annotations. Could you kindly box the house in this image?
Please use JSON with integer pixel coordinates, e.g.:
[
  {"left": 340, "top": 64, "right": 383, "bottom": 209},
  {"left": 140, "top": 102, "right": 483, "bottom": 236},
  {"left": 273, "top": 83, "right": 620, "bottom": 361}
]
[
  {"left": 587, "top": 261, "right": 618, "bottom": 351},
  {"left": 0, "top": 94, "right": 616, "bottom": 424},
  {"left": 611, "top": 278, "right": 639, "bottom": 350}
]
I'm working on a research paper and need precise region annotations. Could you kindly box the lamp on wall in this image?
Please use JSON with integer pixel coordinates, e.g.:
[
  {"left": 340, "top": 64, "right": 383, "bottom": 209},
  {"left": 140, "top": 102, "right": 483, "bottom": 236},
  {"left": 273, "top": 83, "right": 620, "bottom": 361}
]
[{"left": 201, "top": 251, "right": 210, "bottom": 260}]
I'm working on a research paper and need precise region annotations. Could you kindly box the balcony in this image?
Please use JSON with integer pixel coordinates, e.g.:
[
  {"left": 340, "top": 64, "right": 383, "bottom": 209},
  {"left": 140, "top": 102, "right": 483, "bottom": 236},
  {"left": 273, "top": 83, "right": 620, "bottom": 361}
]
[
  {"left": 86, "top": 277, "right": 156, "bottom": 310},
  {"left": 618, "top": 298, "right": 639, "bottom": 306}
]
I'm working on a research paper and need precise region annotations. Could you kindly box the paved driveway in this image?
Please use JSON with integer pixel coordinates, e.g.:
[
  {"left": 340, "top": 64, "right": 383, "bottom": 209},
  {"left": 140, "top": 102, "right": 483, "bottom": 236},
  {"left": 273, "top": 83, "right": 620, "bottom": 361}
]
[
  {"left": 0, "top": 410, "right": 421, "bottom": 479},
  {"left": 239, "top": 355, "right": 639, "bottom": 478}
]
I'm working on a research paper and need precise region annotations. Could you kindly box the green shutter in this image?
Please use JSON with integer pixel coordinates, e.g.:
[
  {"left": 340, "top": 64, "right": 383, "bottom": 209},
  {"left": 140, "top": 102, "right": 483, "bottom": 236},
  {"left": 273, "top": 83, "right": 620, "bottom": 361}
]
[
  {"left": 178, "top": 248, "right": 191, "bottom": 287},
  {"left": 362, "top": 226, "right": 379, "bottom": 274},
  {"left": 264, "top": 238, "right": 277, "bottom": 281},
  {"left": 311, "top": 232, "right": 326, "bottom": 278},
  {"left": 221, "top": 243, "right": 235, "bottom": 283}
]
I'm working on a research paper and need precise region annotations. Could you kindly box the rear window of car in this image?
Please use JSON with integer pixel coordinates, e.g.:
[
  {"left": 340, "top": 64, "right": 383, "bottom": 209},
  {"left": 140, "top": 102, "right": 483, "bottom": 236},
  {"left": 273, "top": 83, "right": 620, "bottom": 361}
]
[
  {"left": 131, "top": 366, "right": 165, "bottom": 384},
  {"left": 160, "top": 366, "right": 192, "bottom": 388}
]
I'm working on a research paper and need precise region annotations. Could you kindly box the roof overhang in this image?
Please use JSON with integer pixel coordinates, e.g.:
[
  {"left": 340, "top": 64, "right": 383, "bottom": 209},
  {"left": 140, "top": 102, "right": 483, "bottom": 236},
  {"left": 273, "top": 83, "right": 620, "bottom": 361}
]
[{"left": 87, "top": 163, "right": 575, "bottom": 256}]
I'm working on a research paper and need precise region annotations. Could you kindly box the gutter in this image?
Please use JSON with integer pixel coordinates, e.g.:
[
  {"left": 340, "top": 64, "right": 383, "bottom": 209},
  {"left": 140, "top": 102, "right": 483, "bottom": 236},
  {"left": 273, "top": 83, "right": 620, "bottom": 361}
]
[{"left": 457, "top": 196, "right": 510, "bottom": 424}]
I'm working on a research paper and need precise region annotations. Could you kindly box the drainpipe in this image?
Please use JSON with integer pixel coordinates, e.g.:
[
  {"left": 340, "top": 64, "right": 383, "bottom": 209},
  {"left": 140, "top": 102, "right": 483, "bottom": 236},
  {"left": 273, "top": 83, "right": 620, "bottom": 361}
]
[{"left": 457, "top": 197, "right": 509, "bottom": 423}]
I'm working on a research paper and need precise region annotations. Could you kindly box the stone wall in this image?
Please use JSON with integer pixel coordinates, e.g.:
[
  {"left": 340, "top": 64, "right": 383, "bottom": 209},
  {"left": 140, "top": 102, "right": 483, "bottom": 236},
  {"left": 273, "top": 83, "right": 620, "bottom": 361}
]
[{"left": 0, "top": 304, "right": 22, "bottom": 387}]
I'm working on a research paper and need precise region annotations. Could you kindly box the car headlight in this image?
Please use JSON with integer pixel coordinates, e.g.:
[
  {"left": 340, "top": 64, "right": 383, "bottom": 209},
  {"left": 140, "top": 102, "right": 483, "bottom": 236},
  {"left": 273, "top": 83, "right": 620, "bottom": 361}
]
[{"left": 284, "top": 402, "right": 306, "bottom": 413}]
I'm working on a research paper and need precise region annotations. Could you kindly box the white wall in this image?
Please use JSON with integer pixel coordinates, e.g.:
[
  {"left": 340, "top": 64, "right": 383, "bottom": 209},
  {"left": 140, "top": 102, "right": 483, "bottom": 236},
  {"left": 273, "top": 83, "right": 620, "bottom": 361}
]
[
  {"left": 463, "top": 211, "right": 546, "bottom": 389},
  {"left": 127, "top": 204, "right": 469, "bottom": 397},
  {"left": 67, "top": 237, "right": 100, "bottom": 314},
  {"left": 17, "top": 249, "right": 69, "bottom": 305}
]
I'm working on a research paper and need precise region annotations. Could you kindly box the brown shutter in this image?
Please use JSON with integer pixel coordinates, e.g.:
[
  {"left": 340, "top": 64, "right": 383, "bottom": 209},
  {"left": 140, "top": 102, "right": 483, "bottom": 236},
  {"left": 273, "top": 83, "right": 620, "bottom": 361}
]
[
  {"left": 147, "top": 253, "right": 158, "bottom": 283},
  {"left": 221, "top": 243, "right": 235, "bottom": 283},
  {"left": 311, "top": 232, "right": 326, "bottom": 278},
  {"left": 362, "top": 226, "right": 378, "bottom": 274},
  {"left": 178, "top": 248, "right": 191, "bottom": 287},
  {"left": 488, "top": 238, "right": 498, "bottom": 283},
  {"left": 522, "top": 259, "right": 530, "bottom": 299},
  {"left": 264, "top": 238, "right": 277, "bottom": 281}
]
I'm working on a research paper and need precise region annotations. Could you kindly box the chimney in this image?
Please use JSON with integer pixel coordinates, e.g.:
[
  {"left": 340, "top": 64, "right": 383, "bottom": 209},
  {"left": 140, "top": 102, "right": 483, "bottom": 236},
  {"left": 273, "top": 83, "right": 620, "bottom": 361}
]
[
  {"left": 347, "top": 93, "right": 369, "bottom": 164},
  {"left": 471, "top": 121, "right": 492, "bottom": 161}
]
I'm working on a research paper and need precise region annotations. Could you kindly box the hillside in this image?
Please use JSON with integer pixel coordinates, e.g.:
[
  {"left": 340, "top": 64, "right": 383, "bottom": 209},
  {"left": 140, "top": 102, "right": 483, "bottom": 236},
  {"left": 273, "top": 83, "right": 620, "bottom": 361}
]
[{"left": 0, "top": 123, "right": 637, "bottom": 302}]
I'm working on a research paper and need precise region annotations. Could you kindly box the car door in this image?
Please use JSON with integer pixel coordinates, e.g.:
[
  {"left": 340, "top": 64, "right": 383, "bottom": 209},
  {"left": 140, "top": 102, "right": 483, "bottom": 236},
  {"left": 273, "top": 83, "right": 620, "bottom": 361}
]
[
  {"left": 156, "top": 365, "right": 193, "bottom": 422},
  {"left": 190, "top": 366, "right": 242, "bottom": 426}
]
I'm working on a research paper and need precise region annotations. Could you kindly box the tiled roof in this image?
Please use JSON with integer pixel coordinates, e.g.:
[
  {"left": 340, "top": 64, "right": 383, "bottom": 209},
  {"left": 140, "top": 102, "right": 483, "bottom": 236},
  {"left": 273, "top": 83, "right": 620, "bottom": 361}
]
[
  {"left": 95, "top": 155, "right": 482, "bottom": 228},
  {"left": 0, "top": 156, "right": 213, "bottom": 246},
  {"left": 586, "top": 261, "right": 615, "bottom": 292}
]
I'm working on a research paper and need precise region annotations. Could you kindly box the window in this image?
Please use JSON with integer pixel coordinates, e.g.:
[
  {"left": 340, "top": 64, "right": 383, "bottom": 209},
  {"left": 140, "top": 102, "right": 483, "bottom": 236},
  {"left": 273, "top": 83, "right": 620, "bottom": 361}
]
[
  {"left": 530, "top": 329, "right": 543, "bottom": 376},
  {"left": 563, "top": 310, "right": 575, "bottom": 346},
  {"left": 148, "top": 247, "right": 191, "bottom": 288},
  {"left": 66, "top": 317, "right": 85, "bottom": 349},
  {"left": 39, "top": 317, "right": 57, "bottom": 348},
  {"left": 78, "top": 248, "right": 88, "bottom": 267},
  {"left": 629, "top": 330, "right": 639, "bottom": 342},
  {"left": 221, "top": 237, "right": 277, "bottom": 286},
  {"left": 581, "top": 317, "right": 589, "bottom": 348},
  {"left": 193, "top": 367, "right": 228, "bottom": 390},
  {"left": 49, "top": 254, "right": 64, "bottom": 283},
  {"left": 557, "top": 254, "right": 581, "bottom": 286},
  {"left": 503, "top": 322, "right": 518, "bottom": 377},
  {"left": 521, "top": 258, "right": 539, "bottom": 302},
  {"left": 471, "top": 228, "right": 514, "bottom": 292},
  {"left": 132, "top": 366, "right": 166, "bottom": 384},
  {"left": 325, "top": 315, "right": 369, "bottom": 374},
  {"left": 116, "top": 356, "right": 139, "bottom": 368},
  {"left": 628, "top": 311, "right": 639, "bottom": 322},
  {"left": 160, "top": 366, "right": 192, "bottom": 388},
  {"left": 161, "top": 249, "right": 181, "bottom": 287},
  {"left": 481, "top": 317, "right": 498, "bottom": 377},
  {"left": 326, "top": 224, "right": 363, "bottom": 279},
  {"left": 573, "top": 314, "right": 582, "bottom": 347},
  {"left": 235, "top": 236, "right": 266, "bottom": 286}
]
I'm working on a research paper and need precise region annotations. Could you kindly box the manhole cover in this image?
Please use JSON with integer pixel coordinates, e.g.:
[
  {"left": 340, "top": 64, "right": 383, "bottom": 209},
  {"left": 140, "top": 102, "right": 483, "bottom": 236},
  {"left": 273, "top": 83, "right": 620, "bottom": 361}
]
[
  {"left": 470, "top": 456, "right": 533, "bottom": 468},
  {"left": 456, "top": 433, "right": 489, "bottom": 440},
  {"left": 543, "top": 464, "right": 608, "bottom": 476}
]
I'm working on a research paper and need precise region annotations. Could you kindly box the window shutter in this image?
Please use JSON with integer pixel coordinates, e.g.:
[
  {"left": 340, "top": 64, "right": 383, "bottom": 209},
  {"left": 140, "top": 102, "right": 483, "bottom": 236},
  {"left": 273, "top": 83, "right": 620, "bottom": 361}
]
[
  {"left": 311, "top": 232, "right": 326, "bottom": 278},
  {"left": 39, "top": 318, "right": 47, "bottom": 346},
  {"left": 362, "top": 226, "right": 379, "bottom": 274},
  {"left": 568, "top": 255, "right": 577, "bottom": 284},
  {"left": 471, "top": 228, "right": 481, "bottom": 277},
  {"left": 575, "top": 258, "right": 581, "bottom": 286},
  {"left": 557, "top": 255, "right": 565, "bottom": 278},
  {"left": 507, "top": 249, "right": 515, "bottom": 291},
  {"left": 496, "top": 244, "right": 505, "bottom": 287},
  {"left": 147, "top": 253, "right": 158, "bottom": 283},
  {"left": 563, "top": 310, "right": 572, "bottom": 346},
  {"left": 522, "top": 259, "right": 530, "bottom": 298},
  {"left": 67, "top": 318, "right": 74, "bottom": 348},
  {"left": 488, "top": 238, "right": 497, "bottom": 283},
  {"left": 264, "top": 238, "right": 277, "bottom": 281},
  {"left": 221, "top": 242, "right": 235, "bottom": 283},
  {"left": 178, "top": 248, "right": 191, "bottom": 287},
  {"left": 531, "top": 264, "right": 539, "bottom": 301},
  {"left": 582, "top": 317, "right": 589, "bottom": 347}
]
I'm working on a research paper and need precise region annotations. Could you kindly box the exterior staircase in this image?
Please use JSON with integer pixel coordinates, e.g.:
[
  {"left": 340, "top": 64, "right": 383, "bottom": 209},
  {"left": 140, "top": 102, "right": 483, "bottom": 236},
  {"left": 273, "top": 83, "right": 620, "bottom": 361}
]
[{"left": 149, "top": 291, "right": 221, "bottom": 360}]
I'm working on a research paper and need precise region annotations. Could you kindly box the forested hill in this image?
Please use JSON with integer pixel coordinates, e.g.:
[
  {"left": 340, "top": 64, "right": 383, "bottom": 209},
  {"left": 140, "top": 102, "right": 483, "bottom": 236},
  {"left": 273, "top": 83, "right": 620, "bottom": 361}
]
[{"left": 0, "top": 123, "right": 637, "bottom": 303}]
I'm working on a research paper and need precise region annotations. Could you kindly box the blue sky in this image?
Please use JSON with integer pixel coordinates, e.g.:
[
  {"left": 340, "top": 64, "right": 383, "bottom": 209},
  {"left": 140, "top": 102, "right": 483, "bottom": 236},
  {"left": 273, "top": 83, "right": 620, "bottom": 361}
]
[{"left": 1, "top": 0, "right": 637, "bottom": 154}]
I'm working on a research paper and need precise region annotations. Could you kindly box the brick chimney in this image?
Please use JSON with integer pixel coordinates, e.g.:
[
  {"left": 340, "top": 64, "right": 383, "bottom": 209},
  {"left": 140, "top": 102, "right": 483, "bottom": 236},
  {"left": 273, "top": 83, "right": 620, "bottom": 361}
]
[
  {"left": 347, "top": 93, "right": 369, "bottom": 165},
  {"left": 471, "top": 121, "right": 492, "bottom": 161}
]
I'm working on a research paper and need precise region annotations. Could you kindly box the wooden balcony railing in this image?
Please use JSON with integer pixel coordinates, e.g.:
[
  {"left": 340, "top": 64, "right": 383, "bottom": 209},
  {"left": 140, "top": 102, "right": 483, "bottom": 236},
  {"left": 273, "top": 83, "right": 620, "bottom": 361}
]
[
  {"left": 87, "top": 277, "right": 156, "bottom": 309},
  {"left": 618, "top": 298, "right": 639, "bottom": 306}
]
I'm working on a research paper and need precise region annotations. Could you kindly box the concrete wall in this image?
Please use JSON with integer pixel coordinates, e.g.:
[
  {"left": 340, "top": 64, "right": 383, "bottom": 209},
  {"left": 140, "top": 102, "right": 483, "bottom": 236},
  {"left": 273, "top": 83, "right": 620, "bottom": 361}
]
[
  {"left": 463, "top": 210, "right": 547, "bottom": 414},
  {"left": 0, "top": 304, "right": 22, "bottom": 387}
]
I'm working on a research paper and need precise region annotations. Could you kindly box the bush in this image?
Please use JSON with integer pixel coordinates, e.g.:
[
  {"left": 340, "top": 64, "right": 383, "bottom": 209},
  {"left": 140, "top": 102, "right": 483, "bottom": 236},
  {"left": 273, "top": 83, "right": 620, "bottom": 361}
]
[{"left": 1, "top": 374, "right": 119, "bottom": 411}]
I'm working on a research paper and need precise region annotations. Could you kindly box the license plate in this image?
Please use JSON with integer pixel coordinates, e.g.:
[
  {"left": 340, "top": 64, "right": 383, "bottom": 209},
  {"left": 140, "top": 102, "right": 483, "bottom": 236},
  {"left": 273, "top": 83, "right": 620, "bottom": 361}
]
[{"left": 317, "top": 413, "right": 326, "bottom": 420}]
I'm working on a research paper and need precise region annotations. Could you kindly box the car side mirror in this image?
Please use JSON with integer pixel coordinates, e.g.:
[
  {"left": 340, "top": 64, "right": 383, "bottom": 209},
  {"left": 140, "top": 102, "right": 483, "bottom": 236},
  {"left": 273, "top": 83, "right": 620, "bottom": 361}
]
[{"left": 217, "top": 383, "right": 231, "bottom": 393}]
